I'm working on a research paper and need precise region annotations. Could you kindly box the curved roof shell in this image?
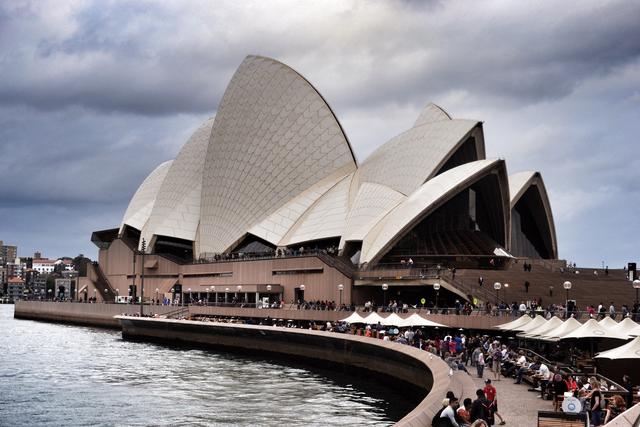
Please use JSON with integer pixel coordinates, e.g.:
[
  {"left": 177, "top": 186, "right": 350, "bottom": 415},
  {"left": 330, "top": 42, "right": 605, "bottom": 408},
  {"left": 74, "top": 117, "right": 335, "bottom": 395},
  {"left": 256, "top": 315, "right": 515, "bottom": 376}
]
[
  {"left": 360, "top": 158, "right": 510, "bottom": 264},
  {"left": 116, "top": 55, "right": 556, "bottom": 265},
  {"left": 509, "top": 171, "right": 558, "bottom": 259},
  {"left": 353, "top": 119, "right": 484, "bottom": 197},
  {"left": 197, "top": 55, "right": 357, "bottom": 254},
  {"left": 141, "top": 117, "right": 214, "bottom": 247},
  {"left": 120, "top": 160, "right": 173, "bottom": 235}
]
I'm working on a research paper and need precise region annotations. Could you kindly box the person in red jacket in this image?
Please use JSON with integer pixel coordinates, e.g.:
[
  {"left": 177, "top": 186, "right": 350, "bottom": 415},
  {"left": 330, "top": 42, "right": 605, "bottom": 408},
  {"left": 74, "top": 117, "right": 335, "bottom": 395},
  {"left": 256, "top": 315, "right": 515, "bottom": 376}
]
[{"left": 483, "top": 379, "right": 506, "bottom": 425}]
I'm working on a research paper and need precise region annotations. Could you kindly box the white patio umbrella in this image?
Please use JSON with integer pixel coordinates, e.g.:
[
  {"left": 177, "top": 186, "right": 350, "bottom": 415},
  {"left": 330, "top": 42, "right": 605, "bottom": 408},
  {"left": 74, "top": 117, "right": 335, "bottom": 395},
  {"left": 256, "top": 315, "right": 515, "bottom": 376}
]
[
  {"left": 497, "top": 315, "right": 533, "bottom": 331},
  {"left": 595, "top": 336, "right": 640, "bottom": 359},
  {"left": 340, "top": 312, "right": 366, "bottom": 323},
  {"left": 514, "top": 315, "right": 547, "bottom": 334},
  {"left": 519, "top": 316, "right": 563, "bottom": 339},
  {"left": 609, "top": 317, "right": 640, "bottom": 337},
  {"left": 381, "top": 312, "right": 405, "bottom": 326},
  {"left": 538, "top": 317, "right": 582, "bottom": 342},
  {"left": 598, "top": 316, "right": 619, "bottom": 330},
  {"left": 560, "top": 318, "right": 629, "bottom": 341},
  {"left": 363, "top": 312, "right": 386, "bottom": 325},
  {"left": 398, "top": 313, "right": 446, "bottom": 328}
]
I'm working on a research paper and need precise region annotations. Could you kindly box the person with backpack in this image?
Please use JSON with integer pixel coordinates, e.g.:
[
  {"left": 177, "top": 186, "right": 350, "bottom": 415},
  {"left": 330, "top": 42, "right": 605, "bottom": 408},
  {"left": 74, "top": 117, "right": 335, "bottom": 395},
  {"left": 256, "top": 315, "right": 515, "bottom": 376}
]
[{"left": 470, "top": 389, "right": 492, "bottom": 425}]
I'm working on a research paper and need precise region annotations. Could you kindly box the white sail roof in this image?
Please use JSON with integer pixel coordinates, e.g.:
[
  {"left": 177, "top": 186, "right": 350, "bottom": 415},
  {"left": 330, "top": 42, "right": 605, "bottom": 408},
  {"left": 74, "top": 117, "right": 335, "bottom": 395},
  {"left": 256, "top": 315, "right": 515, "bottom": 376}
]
[
  {"left": 120, "top": 160, "right": 173, "bottom": 234},
  {"left": 141, "top": 118, "right": 214, "bottom": 246},
  {"left": 355, "top": 119, "right": 481, "bottom": 196},
  {"left": 116, "top": 55, "right": 555, "bottom": 271},
  {"left": 198, "top": 55, "right": 357, "bottom": 254},
  {"left": 360, "top": 159, "right": 507, "bottom": 264}
]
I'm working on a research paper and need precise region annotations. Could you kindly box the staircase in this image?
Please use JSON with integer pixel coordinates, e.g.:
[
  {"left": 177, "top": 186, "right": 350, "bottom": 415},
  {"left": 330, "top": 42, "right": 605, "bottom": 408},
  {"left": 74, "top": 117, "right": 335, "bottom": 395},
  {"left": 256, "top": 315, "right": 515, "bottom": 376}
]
[
  {"left": 441, "top": 270, "right": 497, "bottom": 306},
  {"left": 454, "top": 262, "right": 635, "bottom": 309},
  {"left": 316, "top": 251, "right": 356, "bottom": 278},
  {"left": 89, "top": 262, "right": 117, "bottom": 303}
]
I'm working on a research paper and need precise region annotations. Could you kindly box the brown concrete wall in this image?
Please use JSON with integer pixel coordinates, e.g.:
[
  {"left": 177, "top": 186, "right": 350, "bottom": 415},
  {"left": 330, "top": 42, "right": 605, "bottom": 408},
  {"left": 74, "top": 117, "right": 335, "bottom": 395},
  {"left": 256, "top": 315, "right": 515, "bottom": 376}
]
[
  {"left": 118, "top": 317, "right": 476, "bottom": 426},
  {"left": 14, "top": 301, "right": 179, "bottom": 328},
  {"left": 97, "top": 238, "right": 353, "bottom": 305}
]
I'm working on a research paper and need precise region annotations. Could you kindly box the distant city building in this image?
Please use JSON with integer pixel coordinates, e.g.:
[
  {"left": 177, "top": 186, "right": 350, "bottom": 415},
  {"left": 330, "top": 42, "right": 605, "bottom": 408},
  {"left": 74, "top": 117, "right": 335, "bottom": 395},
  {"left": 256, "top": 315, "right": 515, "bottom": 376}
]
[
  {"left": 0, "top": 241, "right": 18, "bottom": 266},
  {"left": 7, "top": 277, "right": 25, "bottom": 300},
  {"left": 33, "top": 259, "right": 56, "bottom": 275},
  {"left": 54, "top": 278, "right": 73, "bottom": 299},
  {"left": 6, "top": 259, "right": 25, "bottom": 279},
  {"left": 31, "top": 276, "right": 47, "bottom": 299}
]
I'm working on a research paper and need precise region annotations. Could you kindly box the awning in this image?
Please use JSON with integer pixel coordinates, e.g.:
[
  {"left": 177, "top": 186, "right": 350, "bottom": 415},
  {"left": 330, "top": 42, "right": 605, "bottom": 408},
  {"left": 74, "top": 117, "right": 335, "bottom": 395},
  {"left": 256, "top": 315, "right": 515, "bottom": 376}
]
[{"left": 596, "top": 336, "right": 640, "bottom": 359}]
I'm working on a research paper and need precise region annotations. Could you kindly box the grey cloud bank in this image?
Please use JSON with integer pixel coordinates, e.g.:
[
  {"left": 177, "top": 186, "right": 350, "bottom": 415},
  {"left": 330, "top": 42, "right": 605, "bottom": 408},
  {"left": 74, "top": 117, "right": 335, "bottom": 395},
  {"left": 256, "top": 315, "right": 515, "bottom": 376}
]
[{"left": 0, "top": 0, "right": 639, "bottom": 267}]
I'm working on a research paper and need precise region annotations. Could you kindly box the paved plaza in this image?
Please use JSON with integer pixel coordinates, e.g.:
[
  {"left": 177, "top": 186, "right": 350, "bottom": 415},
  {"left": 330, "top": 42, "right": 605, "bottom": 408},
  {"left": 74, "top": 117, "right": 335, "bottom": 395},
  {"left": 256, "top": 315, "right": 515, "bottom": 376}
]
[{"left": 469, "top": 370, "right": 553, "bottom": 427}]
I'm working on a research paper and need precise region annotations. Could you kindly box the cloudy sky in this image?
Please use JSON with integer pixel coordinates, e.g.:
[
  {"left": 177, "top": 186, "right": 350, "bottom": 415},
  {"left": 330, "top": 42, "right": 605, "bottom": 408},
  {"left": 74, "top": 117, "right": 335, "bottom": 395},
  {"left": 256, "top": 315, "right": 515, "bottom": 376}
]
[{"left": 1, "top": 0, "right": 639, "bottom": 267}]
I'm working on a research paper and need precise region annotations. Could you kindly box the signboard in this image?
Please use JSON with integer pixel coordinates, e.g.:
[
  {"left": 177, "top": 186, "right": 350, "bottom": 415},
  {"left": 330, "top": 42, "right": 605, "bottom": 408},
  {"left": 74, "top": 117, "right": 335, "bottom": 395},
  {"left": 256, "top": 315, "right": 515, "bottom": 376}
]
[
  {"left": 420, "top": 298, "right": 426, "bottom": 305},
  {"left": 561, "top": 396, "right": 582, "bottom": 414}
]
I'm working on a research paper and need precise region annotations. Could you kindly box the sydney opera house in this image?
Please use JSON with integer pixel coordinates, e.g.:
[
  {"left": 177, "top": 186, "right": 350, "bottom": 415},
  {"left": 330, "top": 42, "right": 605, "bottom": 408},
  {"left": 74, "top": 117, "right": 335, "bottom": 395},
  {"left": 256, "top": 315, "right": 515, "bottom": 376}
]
[{"left": 87, "top": 55, "right": 557, "bottom": 306}]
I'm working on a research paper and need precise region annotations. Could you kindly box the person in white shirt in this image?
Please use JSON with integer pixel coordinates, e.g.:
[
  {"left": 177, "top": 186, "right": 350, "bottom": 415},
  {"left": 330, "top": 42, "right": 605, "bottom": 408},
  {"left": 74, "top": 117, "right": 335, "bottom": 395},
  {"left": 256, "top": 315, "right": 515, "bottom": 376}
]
[
  {"left": 519, "top": 302, "right": 527, "bottom": 314},
  {"left": 537, "top": 363, "right": 551, "bottom": 398},
  {"left": 440, "top": 396, "right": 460, "bottom": 427}
]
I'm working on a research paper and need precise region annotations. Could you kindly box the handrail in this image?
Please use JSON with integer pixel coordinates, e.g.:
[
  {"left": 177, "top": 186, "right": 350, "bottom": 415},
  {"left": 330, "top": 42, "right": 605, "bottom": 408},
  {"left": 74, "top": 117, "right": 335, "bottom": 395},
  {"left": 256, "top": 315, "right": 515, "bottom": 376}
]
[{"left": 89, "top": 262, "right": 117, "bottom": 302}]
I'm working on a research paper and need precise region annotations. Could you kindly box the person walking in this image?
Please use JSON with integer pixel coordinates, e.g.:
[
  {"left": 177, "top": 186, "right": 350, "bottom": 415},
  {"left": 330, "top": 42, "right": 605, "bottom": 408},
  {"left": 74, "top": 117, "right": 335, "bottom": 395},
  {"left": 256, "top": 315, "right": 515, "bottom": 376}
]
[
  {"left": 483, "top": 379, "right": 506, "bottom": 425},
  {"left": 476, "top": 349, "right": 485, "bottom": 378}
]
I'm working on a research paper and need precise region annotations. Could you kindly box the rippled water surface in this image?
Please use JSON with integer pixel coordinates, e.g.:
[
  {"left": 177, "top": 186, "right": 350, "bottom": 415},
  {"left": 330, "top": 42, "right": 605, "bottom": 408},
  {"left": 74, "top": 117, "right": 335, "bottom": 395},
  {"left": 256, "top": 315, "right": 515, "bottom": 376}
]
[{"left": 0, "top": 305, "right": 415, "bottom": 426}]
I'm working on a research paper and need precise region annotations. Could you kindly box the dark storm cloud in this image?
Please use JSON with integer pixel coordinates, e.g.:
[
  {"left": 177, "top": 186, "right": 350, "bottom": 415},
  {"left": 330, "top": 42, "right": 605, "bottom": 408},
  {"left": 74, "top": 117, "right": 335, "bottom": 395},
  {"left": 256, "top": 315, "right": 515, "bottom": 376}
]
[{"left": 1, "top": 1, "right": 636, "bottom": 117}]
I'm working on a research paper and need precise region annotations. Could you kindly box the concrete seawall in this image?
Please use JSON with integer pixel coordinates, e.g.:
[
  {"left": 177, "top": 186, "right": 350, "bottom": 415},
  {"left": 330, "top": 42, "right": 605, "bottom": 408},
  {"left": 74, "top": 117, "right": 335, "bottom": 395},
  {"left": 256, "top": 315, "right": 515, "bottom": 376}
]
[
  {"left": 15, "top": 301, "right": 507, "bottom": 330},
  {"left": 14, "top": 301, "right": 179, "bottom": 328},
  {"left": 118, "top": 316, "right": 476, "bottom": 426}
]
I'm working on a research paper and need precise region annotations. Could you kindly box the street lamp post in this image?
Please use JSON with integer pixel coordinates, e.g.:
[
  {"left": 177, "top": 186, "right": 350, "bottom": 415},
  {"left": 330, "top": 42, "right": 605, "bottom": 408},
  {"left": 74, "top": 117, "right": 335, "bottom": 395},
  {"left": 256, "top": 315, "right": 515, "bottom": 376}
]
[
  {"left": 104, "top": 289, "right": 108, "bottom": 303},
  {"left": 139, "top": 238, "right": 146, "bottom": 316},
  {"left": 382, "top": 283, "right": 388, "bottom": 309},
  {"left": 503, "top": 283, "right": 509, "bottom": 303},
  {"left": 493, "top": 282, "right": 501, "bottom": 305},
  {"left": 188, "top": 288, "right": 192, "bottom": 305},
  {"left": 338, "top": 283, "right": 344, "bottom": 307},
  {"left": 563, "top": 280, "right": 572, "bottom": 317},
  {"left": 266, "top": 284, "right": 271, "bottom": 306},
  {"left": 155, "top": 288, "right": 159, "bottom": 305},
  {"left": 299, "top": 284, "right": 305, "bottom": 302},
  {"left": 433, "top": 283, "right": 440, "bottom": 308},
  {"left": 633, "top": 279, "right": 640, "bottom": 305}
]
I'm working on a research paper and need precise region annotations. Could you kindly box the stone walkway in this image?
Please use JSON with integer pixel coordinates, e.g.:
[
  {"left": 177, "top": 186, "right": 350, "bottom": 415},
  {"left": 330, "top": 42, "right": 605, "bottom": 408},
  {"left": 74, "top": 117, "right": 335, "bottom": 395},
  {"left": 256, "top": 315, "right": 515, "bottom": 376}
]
[{"left": 464, "top": 368, "right": 554, "bottom": 427}]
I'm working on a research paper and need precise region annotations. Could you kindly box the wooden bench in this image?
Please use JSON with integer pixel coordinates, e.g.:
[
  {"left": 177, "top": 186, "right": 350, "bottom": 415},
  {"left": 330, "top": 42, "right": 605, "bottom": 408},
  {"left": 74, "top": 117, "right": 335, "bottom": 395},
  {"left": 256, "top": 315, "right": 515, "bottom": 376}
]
[{"left": 537, "top": 411, "right": 586, "bottom": 427}]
